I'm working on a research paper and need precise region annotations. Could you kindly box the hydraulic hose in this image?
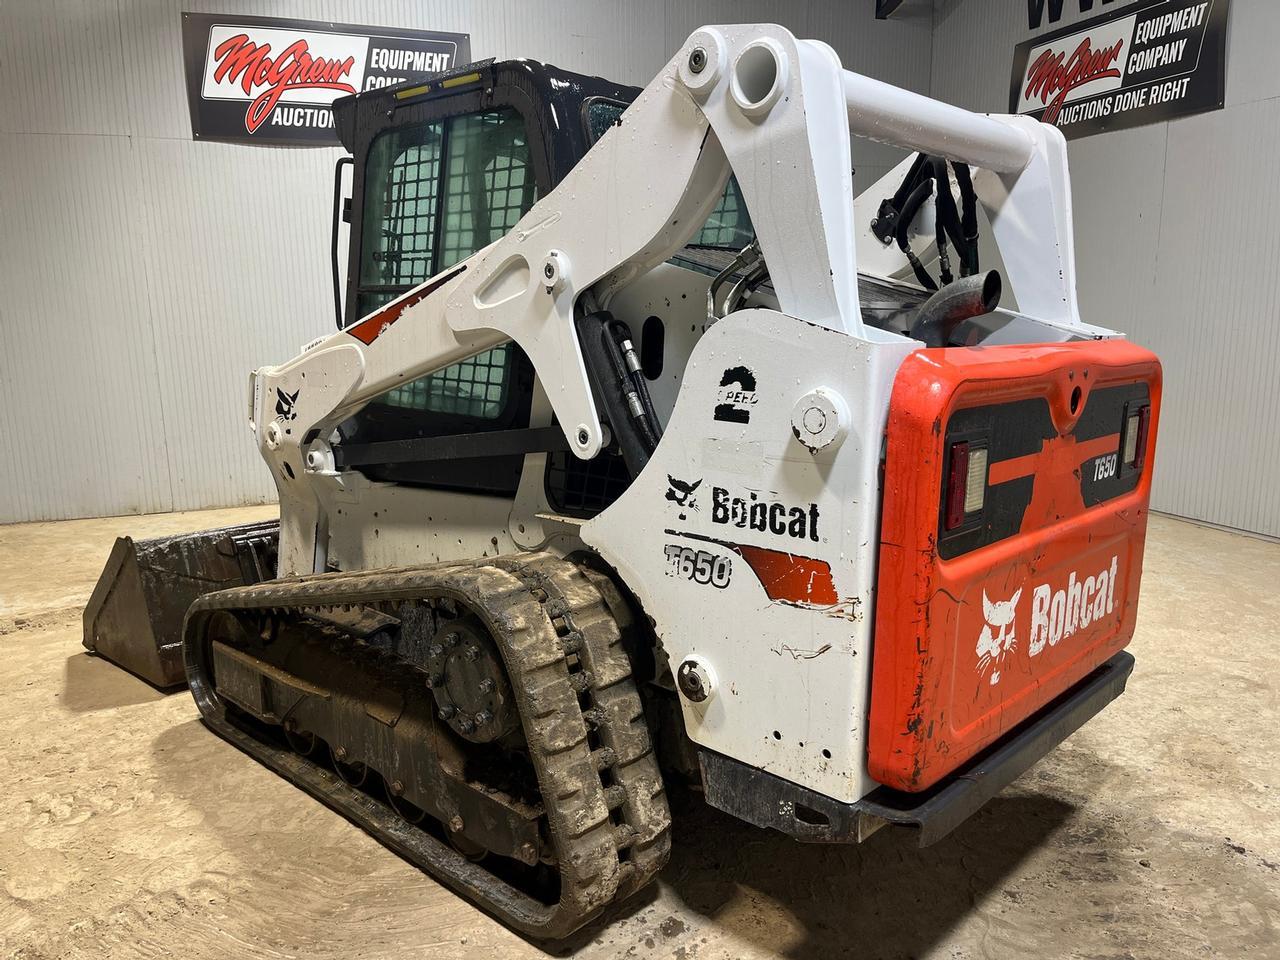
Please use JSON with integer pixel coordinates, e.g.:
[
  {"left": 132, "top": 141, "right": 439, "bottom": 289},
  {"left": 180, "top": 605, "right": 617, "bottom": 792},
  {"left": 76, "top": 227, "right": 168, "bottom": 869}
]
[
  {"left": 576, "top": 311, "right": 655, "bottom": 474},
  {"left": 723, "top": 260, "right": 770, "bottom": 315},
  {"left": 872, "top": 152, "right": 930, "bottom": 244},
  {"left": 707, "top": 239, "right": 761, "bottom": 322},
  {"left": 603, "top": 324, "right": 660, "bottom": 453},
  {"left": 929, "top": 156, "right": 968, "bottom": 284},
  {"left": 953, "top": 162, "right": 980, "bottom": 275},
  {"left": 877, "top": 152, "right": 984, "bottom": 284},
  {"left": 607, "top": 318, "right": 663, "bottom": 445},
  {"left": 896, "top": 179, "right": 939, "bottom": 292}
]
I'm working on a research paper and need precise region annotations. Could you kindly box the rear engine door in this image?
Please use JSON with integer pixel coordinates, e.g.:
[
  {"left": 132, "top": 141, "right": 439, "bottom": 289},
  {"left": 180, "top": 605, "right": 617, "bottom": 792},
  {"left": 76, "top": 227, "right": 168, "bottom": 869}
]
[{"left": 869, "top": 339, "right": 1160, "bottom": 792}]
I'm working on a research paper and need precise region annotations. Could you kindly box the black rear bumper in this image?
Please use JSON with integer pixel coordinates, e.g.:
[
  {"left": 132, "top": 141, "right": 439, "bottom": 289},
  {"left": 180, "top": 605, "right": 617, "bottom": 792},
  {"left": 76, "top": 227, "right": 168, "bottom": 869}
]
[{"left": 700, "top": 651, "right": 1135, "bottom": 846}]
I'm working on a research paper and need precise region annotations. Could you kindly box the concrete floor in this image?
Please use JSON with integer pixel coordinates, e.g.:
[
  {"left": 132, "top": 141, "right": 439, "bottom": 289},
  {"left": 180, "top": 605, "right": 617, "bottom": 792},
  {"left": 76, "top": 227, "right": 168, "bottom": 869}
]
[{"left": 0, "top": 508, "right": 1276, "bottom": 960}]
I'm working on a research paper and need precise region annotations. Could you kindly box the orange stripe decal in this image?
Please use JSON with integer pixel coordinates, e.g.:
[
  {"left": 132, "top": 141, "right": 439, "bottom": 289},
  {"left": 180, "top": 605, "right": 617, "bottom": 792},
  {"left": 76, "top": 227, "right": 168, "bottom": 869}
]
[
  {"left": 987, "top": 432, "right": 1120, "bottom": 486},
  {"left": 345, "top": 264, "right": 467, "bottom": 345},
  {"left": 733, "top": 544, "right": 839, "bottom": 606}
]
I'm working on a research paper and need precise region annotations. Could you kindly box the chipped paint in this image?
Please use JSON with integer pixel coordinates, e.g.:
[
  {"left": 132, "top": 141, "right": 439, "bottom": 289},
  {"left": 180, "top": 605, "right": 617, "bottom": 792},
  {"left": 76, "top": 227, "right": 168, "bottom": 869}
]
[
  {"left": 823, "top": 596, "right": 865, "bottom": 622},
  {"left": 773, "top": 642, "right": 833, "bottom": 660}
]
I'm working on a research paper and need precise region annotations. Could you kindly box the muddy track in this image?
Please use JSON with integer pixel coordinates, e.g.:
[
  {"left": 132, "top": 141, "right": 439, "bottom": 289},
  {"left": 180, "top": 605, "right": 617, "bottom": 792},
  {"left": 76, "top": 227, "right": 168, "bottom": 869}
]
[{"left": 181, "top": 552, "right": 670, "bottom": 940}]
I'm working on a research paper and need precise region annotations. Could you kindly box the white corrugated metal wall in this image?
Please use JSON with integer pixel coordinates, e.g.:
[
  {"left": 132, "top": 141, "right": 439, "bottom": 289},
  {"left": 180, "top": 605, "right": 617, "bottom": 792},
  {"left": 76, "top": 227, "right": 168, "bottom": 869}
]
[
  {"left": 0, "top": 0, "right": 932, "bottom": 523},
  {"left": 931, "top": 0, "right": 1279, "bottom": 537}
]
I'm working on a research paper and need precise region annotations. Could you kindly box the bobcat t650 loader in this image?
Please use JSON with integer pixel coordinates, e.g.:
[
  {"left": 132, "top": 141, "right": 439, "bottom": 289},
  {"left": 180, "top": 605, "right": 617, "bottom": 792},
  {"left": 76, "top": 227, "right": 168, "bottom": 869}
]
[{"left": 105, "top": 24, "right": 1162, "bottom": 938}]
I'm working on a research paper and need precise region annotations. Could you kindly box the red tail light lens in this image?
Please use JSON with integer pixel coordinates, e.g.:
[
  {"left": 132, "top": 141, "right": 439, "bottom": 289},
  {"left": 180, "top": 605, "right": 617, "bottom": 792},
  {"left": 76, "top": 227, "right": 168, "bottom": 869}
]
[
  {"left": 945, "top": 441, "right": 988, "bottom": 531},
  {"left": 945, "top": 442, "right": 969, "bottom": 530},
  {"left": 1123, "top": 404, "right": 1151, "bottom": 470}
]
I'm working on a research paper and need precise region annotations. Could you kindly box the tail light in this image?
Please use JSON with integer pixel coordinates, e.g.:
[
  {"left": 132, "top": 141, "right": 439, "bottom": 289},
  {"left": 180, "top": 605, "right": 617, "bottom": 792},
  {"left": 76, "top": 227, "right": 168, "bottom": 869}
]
[
  {"left": 945, "top": 441, "right": 988, "bottom": 530},
  {"left": 1123, "top": 404, "right": 1150, "bottom": 471}
]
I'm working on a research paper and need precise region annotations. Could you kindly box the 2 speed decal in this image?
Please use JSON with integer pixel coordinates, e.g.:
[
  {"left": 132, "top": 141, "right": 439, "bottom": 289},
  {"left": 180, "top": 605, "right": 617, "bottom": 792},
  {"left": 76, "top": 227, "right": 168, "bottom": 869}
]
[
  {"left": 664, "top": 545, "right": 732, "bottom": 589},
  {"left": 714, "top": 365, "right": 758, "bottom": 424}
]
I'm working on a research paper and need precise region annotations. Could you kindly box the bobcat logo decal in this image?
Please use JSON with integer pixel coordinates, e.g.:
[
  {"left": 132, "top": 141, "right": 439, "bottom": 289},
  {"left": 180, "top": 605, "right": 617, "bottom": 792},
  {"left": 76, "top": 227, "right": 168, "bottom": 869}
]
[
  {"left": 665, "top": 475, "right": 701, "bottom": 521},
  {"left": 275, "top": 387, "right": 300, "bottom": 422},
  {"left": 976, "top": 588, "right": 1021, "bottom": 686}
]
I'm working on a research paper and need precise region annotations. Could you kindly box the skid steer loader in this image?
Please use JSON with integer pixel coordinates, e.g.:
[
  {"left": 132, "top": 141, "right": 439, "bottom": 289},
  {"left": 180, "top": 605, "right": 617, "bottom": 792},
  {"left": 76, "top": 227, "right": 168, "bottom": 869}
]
[{"left": 96, "top": 24, "right": 1161, "bottom": 939}]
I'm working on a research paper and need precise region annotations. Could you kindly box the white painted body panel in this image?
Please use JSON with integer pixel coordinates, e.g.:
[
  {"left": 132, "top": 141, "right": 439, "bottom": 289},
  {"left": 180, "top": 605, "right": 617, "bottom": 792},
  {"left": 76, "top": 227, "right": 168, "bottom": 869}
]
[
  {"left": 318, "top": 473, "right": 521, "bottom": 571},
  {"left": 584, "top": 310, "right": 913, "bottom": 802}
]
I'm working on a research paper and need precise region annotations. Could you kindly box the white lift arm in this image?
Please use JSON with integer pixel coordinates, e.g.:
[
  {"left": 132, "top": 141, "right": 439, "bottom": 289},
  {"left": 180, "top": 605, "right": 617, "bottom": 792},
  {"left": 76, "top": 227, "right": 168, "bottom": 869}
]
[
  {"left": 250, "top": 23, "right": 1088, "bottom": 577},
  {"left": 436, "top": 24, "right": 1081, "bottom": 460}
]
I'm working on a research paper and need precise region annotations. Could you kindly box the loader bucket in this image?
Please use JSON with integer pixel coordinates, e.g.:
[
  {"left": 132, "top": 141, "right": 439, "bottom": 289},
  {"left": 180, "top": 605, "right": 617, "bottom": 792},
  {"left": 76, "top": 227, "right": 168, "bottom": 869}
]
[{"left": 82, "top": 520, "right": 278, "bottom": 688}]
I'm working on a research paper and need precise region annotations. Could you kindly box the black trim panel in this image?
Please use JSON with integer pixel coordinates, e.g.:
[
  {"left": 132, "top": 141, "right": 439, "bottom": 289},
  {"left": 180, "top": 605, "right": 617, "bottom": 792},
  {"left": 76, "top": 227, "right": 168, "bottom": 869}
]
[
  {"left": 334, "top": 426, "right": 569, "bottom": 467},
  {"left": 939, "top": 398, "right": 1054, "bottom": 560},
  {"left": 939, "top": 381, "right": 1153, "bottom": 560},
  {"left": 1075, "top": 382, "right": 1150, "bottom": 507}
]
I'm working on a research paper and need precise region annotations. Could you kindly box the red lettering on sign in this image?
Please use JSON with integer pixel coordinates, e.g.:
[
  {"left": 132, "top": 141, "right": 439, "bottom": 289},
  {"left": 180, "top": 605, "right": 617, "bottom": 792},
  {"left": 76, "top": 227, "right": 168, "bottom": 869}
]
[
  {"left": 212, "top": 34, "right": 356, "bottom": 133},
  {"left": 1024, "top": 36, "right": 1124, "bottom": 125}
]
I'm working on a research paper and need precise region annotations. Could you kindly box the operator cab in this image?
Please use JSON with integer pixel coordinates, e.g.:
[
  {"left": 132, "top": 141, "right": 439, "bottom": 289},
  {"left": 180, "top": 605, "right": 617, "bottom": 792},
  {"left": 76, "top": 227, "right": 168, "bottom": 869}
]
[{"left": 329, "top": 61, "right": 639, "bottom": 507}]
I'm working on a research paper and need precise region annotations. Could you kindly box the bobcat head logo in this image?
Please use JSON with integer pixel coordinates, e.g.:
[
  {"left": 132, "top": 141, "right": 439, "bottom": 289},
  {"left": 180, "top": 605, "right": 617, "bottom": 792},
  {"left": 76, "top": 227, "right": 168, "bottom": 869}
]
[
  {"left": 275, "top": 387, "right": 300, "bottom": 422},
  {"left": 666, "top": 475, "right": 701, "bottom": 508},
  {"left": 977, "top": 588, "right": 1021, "bottom": 686},
  {"left": 665, "top": 475, "right": 702, "bottom": 521}
]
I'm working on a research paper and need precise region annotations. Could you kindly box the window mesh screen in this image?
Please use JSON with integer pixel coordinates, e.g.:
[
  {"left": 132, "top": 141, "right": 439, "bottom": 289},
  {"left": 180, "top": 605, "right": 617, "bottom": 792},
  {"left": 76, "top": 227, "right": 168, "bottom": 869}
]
[
  {"left": 438, "top": 112, "right": 535, "bottom": 268},
  {"left": 544, "top": 449, "right": 633, "bottom": 518},
  {"left": 381, "top": 343, "right": 512, "bottom": 417},
  {"left": 360, "top": 124, "right": 443, "bottom": 299},
  {"left": 358, "top": 108, "right": 535, "bottom": 415},
  {"left": 383, "top": 139, "right": 442, "bottom": 286},
  {"left": 692, "top": 177, "right": 753, "bottom": 249}
]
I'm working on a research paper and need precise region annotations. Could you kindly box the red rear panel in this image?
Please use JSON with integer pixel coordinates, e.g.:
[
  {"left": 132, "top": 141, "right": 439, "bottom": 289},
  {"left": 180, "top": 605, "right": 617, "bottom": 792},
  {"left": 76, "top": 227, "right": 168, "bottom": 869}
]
[{"left": 869, "top": 339, "right": 1161, "bottom": 793}]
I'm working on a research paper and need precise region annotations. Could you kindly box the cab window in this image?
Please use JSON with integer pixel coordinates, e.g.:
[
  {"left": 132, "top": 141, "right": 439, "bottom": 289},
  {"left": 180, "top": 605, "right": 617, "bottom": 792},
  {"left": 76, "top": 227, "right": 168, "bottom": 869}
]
[{"left": 356, "top": 107, "right": 536, "bottom": 417}]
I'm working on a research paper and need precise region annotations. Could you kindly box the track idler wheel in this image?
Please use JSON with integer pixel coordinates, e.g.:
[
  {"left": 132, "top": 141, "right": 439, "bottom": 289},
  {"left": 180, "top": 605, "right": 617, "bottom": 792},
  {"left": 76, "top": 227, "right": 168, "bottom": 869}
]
[{"left": 425, "top": 615, "right": 519, "bottom": 744}]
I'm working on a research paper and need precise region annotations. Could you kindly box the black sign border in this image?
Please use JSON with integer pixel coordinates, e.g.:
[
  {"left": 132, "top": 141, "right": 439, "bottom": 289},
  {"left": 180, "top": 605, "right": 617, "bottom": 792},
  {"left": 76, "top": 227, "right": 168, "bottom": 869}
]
[{"left": 1009, "top": 0, "right": 1230, "bottom": 141}]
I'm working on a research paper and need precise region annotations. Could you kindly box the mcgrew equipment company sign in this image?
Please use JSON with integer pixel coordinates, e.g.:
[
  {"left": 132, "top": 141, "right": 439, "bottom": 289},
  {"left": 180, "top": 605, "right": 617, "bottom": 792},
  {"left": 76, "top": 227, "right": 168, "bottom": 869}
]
[
  {"left": 181, "top": 13, "right": 471, "bottom": 145},
  {"left": 1010, "top": 0, "right": 1229, "bottom": 140}
]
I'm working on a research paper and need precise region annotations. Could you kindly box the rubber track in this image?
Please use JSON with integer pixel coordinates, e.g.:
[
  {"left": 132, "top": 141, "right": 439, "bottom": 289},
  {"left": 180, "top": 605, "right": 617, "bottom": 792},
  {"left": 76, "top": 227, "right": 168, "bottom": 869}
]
[
  {"left": 494, "top": 555, "right": 671, "bottom": 900},
  {"left": 181, "top": 552, "right": 670, "bottom": 939}
]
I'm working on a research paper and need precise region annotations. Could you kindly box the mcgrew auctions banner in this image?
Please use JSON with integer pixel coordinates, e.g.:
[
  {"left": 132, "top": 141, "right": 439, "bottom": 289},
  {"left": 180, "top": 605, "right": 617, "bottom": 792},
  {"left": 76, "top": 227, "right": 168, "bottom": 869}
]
[
  {"left": 1010, "top": 0, "right": 1229, "bottom": 140},
  {"left": 181, "top": 13, "right": 471, "bottom": 145}
]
